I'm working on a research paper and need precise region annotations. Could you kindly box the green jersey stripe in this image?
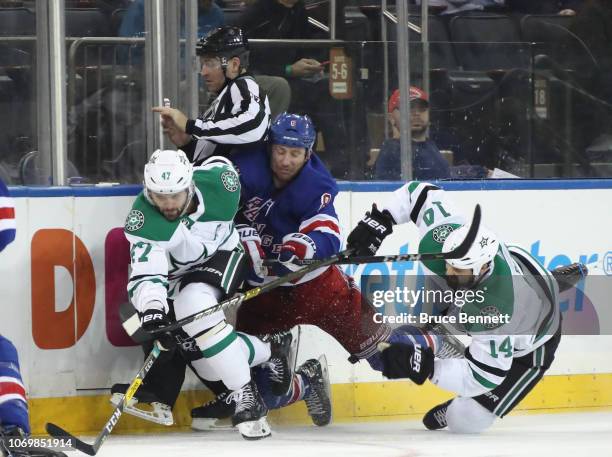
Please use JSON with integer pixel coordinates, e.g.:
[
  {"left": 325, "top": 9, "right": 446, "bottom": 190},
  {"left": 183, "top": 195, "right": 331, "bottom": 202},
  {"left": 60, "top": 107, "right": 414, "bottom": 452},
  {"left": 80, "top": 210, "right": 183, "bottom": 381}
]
[
  {"left": 201, "top": 331, "right": 238, "bottom": 358},
  {"left": 128, "top": 277, "right": 168, "bottom": 298},
  {"left": 469, "top": 366, "right": 499, "bottom": 390},
  {"left": 494, "top": 367, "right": 540, "bottom": 416},
  {"left": 237, "top": 333, "right": 255, "bottom": 365},
  {"left": 221, "top": 250, "right": 241, "bottom": 292}
]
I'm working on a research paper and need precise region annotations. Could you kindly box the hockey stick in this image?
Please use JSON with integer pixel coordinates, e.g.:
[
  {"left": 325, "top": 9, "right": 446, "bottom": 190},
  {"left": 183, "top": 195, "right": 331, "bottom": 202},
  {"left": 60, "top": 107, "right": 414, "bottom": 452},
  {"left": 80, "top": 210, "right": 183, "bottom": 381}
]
[
  {"left": 46, "top": 344, "right": 162, "bottom": 456},
  {"left": 264, "top": 204, "right": 482, "bottom": 267},
  {"left": 148, "top": 248, "right": 355, "bottom": 334},
  {"left": 151, "top": 204, "right": 480, "bottom": 334}
]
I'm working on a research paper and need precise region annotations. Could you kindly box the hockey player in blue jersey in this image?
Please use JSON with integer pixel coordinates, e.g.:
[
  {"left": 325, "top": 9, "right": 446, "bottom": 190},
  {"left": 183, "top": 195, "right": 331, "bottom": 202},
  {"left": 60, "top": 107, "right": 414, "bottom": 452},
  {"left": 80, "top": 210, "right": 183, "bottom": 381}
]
[
  {"left": 0, "top": 336, "right": 29, "bottom": 437},
  {"left": 231, "top": 112, "right": 391, "bottom": 358},
  {"left": 0, "top": 179, "right": 28, "bottom": 444},
  {"left": 190, "top": 113, "right": 454, "bottom": 428},
  {"left": 0, "top": 180, "right": 66, "bottom": 456}
]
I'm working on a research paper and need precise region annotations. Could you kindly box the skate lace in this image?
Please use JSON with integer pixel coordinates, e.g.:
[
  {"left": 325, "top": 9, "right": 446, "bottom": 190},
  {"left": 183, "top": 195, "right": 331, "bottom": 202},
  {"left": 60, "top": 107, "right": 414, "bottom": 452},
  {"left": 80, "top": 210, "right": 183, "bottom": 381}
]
[
  {"left": 301, "top": 363, "right": 325, "bottom": 416},
  {"left": 436, "top": 341, "right": 465, "bottom": 359},
  {"left": 268, "top": 358, "right": 286, "bottom": 383},
  {"left": 226, "top": 386, "right": 255, "bottom": 414},
  {"left": 433, "top": 408, "right": 447, "bottom": 427},
  {"left": 304, "top": 391, "right": 325, "bottom": 415},
  {"left": 430, "top": 324, "right": 466, "bottom": 359},
  {"left": 207, "top": 391, "right": 228, "bottom": 407}
]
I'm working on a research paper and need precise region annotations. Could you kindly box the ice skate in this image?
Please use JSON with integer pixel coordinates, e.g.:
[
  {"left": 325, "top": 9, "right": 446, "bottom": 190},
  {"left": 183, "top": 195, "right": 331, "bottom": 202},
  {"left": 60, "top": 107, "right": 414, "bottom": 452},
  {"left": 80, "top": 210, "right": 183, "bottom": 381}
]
[{"left": 109, "top": 383, "right": 173, "bottom": 426}]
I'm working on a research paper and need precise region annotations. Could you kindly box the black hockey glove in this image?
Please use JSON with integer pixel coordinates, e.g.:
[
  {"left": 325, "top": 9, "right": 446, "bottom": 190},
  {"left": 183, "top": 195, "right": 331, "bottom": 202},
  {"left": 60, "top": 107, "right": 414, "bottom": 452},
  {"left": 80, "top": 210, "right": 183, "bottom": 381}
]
[
  {"left": 380, "top": 342, "right": 434, "bottom": 385},
  {"left": 140, "top": 307, "right": 176, "bottom": 360},
  {"left": 347, "top": 204, "right": 395, "bottom": 256}
]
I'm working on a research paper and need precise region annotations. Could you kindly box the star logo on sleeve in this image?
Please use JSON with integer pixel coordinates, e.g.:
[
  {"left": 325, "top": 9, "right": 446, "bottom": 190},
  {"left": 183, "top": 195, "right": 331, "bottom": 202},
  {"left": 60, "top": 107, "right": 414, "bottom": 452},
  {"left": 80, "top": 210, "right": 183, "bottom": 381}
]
[
  {"left": 125, "top": 209, "right": 145, "bottom": 232},
  {"left": 479, "top": 236, "right": 489, "bottom": 248}
]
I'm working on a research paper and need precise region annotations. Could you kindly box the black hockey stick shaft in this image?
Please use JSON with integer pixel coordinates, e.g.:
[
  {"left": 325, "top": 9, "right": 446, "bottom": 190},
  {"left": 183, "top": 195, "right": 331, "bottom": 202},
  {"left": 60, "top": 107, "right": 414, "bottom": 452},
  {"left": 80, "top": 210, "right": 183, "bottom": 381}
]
[
  {"left": 149, "top": 248, "right": 355, "bottom": 334},
  {"left": 46, "top": 344, "right": 161, "bottom": 456},
  {"left": 264, "top": 204, "right": 482, "bottom": 267}
]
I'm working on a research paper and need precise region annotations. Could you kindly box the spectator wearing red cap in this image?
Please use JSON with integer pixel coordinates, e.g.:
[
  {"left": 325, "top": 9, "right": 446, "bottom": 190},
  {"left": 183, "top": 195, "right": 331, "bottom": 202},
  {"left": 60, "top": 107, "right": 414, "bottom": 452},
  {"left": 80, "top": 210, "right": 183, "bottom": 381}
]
[{"left": 375, "top": 87, "right": 451, "bottom": 180}]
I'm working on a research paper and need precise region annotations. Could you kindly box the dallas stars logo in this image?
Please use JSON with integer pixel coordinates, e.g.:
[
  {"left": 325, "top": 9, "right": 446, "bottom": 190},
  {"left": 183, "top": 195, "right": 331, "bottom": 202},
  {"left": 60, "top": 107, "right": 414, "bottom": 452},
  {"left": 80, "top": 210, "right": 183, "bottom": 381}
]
[
  {"left": 432, "top": 224, "right": 454, "bottom": 243},
  {"left": 479, "top": 236, "right": 489, "bottom": 248},
  {"left": 480, "top": 305, "right": 502, "bottom": 330},
  {"left": 221, "top": 170, "right": 239, "bottom": 192},
  {"left": 125, "top": 209, "right": 145, "bottom": 232}
]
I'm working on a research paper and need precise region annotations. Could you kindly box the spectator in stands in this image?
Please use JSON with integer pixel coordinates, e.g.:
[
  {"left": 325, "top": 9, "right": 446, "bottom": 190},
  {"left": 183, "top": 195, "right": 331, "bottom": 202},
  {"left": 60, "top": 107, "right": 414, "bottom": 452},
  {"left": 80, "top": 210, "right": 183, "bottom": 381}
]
[
  {"left": 375, "top": 87, "right": 451, "bottom": 180},
  {"left": 375, "top": 87, "right": 491, "bottom": 180},
  {"left": 235, "top": 0, "right": 351, "bottom": 178},
  {"left": 415, "top": 0, "right": 506, "bottom": 15},
  {"left": 506, "top": 0, "right": 583, "bottom": 15},
  {"left": 119, "top": 0, "right": 224, "bottom": 39}
]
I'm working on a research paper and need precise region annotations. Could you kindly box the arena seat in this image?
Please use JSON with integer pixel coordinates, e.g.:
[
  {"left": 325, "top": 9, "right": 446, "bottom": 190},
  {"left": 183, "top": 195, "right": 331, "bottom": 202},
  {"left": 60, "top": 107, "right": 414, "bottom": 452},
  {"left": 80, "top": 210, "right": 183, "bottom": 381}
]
[
  {"left": 449, "top": 13, "right": 527, "bottom": 71},
  {"left": 520, "top": 14, "right": 577, "bottom": 64},
  {"left": 0, "top": 7, "right": 35, "bottom": 36},
  {"left": 65, "top": 8, "right": 112, "bottom": 37}
]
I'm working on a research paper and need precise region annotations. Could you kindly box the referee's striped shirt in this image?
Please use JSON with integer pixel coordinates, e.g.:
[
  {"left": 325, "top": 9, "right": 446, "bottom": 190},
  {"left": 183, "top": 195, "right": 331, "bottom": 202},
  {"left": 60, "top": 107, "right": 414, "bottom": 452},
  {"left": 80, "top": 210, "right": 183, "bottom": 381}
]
[{"left": 184, "top": 73, "right": 271, "bottom": 164}]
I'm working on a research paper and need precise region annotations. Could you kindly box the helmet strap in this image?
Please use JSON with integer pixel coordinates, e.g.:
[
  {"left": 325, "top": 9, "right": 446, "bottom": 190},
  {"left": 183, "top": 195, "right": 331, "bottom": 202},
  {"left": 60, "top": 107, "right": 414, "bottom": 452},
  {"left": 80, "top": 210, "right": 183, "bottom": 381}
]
[{"left": 178, "top": 183, "right": 196, "bottom": 218}]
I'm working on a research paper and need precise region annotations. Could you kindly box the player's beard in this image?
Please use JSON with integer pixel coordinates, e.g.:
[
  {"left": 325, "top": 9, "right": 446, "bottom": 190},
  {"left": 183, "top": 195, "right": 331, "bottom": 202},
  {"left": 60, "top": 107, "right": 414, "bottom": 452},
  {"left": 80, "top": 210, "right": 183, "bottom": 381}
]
[
  {"left": 161, "top": 208, "right": 181, "bottom": 220},
  {"left": 445, "top": 273, "right": 475, "bottom": 291}
]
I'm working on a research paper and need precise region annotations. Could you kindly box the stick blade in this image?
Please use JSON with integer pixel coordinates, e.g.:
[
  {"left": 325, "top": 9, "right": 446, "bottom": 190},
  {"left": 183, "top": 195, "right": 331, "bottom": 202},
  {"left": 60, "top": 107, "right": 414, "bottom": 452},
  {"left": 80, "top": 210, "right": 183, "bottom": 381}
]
[
  {"left": 46, "top": 422, "right": 97, "bottom": 456},
  {"left": 447, "top": 203, "right": 481, "bottom": 259}
]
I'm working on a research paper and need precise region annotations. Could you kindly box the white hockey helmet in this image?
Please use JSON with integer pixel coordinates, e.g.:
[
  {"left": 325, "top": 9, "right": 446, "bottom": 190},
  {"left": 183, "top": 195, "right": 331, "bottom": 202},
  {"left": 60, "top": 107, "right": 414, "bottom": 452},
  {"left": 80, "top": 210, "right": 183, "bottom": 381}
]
[
  {"left": 144, "top": 150, "right": 195, "bottom": 214},
  {"left": 443, "top": 224, "right": 500, "bottom": 276},
  {"left": 144, "top": 149, "right": 193, "bottom": 194}
]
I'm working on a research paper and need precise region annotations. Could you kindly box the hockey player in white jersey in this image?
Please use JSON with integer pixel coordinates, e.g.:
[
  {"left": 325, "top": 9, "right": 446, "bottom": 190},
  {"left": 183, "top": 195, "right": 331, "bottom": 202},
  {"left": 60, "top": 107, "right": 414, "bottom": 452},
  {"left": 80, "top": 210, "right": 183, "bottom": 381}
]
[
  {"left": 120, "top": 149, "right": 292, "bottom": 440},
  {"left": 347, "top": 181, "right": 585, "bottom": 434}
]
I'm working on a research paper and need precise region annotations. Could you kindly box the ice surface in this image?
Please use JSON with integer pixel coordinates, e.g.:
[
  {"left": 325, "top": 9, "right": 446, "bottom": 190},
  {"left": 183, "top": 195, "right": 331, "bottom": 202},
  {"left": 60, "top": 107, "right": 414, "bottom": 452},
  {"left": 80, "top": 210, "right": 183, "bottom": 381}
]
[{"left": 89, "top": 410, "right": 612, "bottom": 457}]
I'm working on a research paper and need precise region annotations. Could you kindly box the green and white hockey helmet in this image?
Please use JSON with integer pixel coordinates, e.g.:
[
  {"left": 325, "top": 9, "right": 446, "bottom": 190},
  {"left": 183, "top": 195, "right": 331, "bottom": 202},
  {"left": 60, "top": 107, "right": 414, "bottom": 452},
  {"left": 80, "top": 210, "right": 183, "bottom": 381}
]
[
  {"left": 443, "top": 224, "right": 499, "bottom": 276},
  {"left": 144, "top": 149, "right": 193, "bottom": 195}
]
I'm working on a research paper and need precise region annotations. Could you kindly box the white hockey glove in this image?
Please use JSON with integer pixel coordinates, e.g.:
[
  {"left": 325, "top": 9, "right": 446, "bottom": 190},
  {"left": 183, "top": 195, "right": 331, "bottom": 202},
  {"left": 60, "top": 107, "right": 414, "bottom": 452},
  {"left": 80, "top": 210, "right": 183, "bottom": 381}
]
[
  {"left": 236, "top": 224, "right": 268, "bottom": 283},
  {"left": 278, "top": 232, "right": 316, "bottom": 273}
]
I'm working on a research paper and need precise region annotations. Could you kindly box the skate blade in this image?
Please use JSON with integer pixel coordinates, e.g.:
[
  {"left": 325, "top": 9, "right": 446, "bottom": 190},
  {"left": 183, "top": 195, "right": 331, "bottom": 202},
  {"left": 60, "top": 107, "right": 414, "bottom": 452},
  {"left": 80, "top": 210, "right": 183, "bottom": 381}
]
[
  {"left": 237, "top": 417, "right": 272, "bottom": 440},
  {"left": 109, "top": 393, "right": 173, "bottom": 426},
  {"left": 191, "top": 417, "right": 234, "bottom": 431}
]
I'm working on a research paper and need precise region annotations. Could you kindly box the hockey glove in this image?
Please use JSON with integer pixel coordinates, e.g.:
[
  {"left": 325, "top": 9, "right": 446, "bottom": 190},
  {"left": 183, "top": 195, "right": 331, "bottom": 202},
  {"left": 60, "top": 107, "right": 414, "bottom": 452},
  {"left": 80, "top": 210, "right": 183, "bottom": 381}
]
[
  {"left": 236, "top": 224, "right": 268, "bottom": 283},
  {"left": 347, "top": 204, "right": 395, "bottom": 256},
  {"left": 379, "top": 342, "right": 434, "bottom": 385},
  {"left": 140, "top": 305, "right": 176, "bottom": 360},
  {"left": 277, "top": 232, "right": 316, "bottom": 273}
]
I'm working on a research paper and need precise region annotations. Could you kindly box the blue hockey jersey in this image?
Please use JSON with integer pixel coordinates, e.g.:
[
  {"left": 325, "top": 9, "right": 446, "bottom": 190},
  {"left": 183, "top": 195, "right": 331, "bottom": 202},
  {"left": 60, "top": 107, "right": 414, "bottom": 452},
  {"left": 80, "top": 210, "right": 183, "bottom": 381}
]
[
  {"left": 232, "top": 148, "right": 342, "bottom": 285},
  {"left": 0, "top": 335, "right": 29, "bottom": 434},
  {"left": 0, "top": 179, "right": 15, "bottom": 253}
]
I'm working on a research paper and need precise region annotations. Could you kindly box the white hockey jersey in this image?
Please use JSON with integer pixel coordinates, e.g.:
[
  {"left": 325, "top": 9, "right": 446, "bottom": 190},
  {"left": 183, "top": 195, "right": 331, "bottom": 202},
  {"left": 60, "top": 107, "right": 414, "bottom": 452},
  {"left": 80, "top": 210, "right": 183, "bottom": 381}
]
[
  {"left": 383, "top": 181, "right": 560, "bottom": 397},
  {"left": 124, "top": 161, "right": 241, "bottom": 313}
]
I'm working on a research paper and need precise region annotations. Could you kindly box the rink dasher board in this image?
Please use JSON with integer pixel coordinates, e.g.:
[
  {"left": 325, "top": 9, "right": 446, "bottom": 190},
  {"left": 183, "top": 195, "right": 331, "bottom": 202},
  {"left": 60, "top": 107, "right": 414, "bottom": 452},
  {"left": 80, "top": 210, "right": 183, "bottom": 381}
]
[{"left": 3, "top": 180, "right": 612, "bottom": 435}]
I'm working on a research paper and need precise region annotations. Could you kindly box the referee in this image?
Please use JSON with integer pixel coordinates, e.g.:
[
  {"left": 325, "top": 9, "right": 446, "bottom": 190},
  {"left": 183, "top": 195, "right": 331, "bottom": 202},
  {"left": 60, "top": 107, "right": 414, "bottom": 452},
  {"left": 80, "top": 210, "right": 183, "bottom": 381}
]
[{"left": 153, "top": 26, "right": 271, "bottom": 164}]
